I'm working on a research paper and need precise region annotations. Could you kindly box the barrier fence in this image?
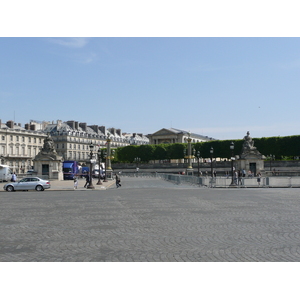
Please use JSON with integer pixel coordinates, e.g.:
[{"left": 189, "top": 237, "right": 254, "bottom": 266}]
[{"left": 119, "top": 172, "right": 300, "bottom": 188}]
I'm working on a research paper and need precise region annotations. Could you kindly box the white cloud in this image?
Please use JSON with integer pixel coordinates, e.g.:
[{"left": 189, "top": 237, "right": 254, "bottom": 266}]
[{"left": 48, "top": 37, "right": 90, "bottom": 48}]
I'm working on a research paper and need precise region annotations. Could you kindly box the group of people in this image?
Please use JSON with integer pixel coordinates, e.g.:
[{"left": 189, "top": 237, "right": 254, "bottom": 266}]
[{"left": 72, "top": 173, "right": 122, "bottom": 189}]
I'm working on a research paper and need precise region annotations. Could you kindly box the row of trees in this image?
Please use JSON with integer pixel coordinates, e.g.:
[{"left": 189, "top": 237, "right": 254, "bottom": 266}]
[{"left": 112, "top": 135, "right": 300, "bottom": 163}]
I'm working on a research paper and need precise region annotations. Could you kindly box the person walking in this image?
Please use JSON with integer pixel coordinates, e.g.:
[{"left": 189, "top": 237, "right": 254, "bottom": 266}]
[
  {"left": 73, "top": 175, "right": 78, "bottom": 190},
  {"left": 115, "top": 173, "right": 121, "bottom": 188},
  {"left": 234, "top": 170, "right": 238, "bottom": 185},
  {"left": 242, "top": 169, "right": 246, "bottom": 177},
  {"left": 84, "top": 173, "right": 90, "bottom": 188},
  {"left": 257, "top": 172, "right": 262, "bottom": 186},
  {"left": 11, "top": 172, "right": 17, "bottom": 182},
  {"left": 238, "top": 170, "right": 243, "bottom": 186}
]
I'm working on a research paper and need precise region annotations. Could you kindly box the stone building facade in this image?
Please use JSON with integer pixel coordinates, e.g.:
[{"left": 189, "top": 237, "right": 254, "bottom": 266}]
[
  {"left": 0, "top": 120, "right": 47, "bottom": 173},
  {"left": 0, "top": 118, "right": 149, "bottom": 174},
  {"left": 43, "top": 120, "right": 149, "bottom": 162}
]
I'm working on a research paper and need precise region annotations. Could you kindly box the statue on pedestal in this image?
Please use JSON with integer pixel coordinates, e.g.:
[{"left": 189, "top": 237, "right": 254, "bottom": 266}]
[
  {"left": 240, "top": 131, "right": 263, "bottom": 159},
  {"left": 41, "top": 134, "right": 57, "bottom": 155},
  {"left": 242, "top": 131, "right": 256, "bottom": 151}
]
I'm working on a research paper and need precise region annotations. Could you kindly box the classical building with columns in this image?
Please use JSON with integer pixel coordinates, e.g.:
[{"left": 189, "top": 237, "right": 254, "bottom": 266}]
[{"left": 147, "top": 128, "right": 215, "bottom": 144}]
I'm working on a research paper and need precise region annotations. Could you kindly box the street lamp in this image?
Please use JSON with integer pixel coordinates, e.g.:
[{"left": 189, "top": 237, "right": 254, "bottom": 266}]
[
  {"left": 230, "top": 142, "right": 235, "bottom": 186},
  {"left": 97, "top": 148, "right": 102, "bottom": 185},
  {"left": 106, "top": 132, "right": 113, "bottom": 179},
  {"left": 210, "top": 147, "right": 214, "bottom": 178},
  {"left": 194, "top": 149, "right": 201, "bottom": 177},
  {"left": 87, "top": 142, "right": 95, "bottom": 189},
  {"left": 134, "top": 157, "right": 141, "bottom": 176},
  {"left": 103, "top": 149, "right": 107, "bottom": 182},
  {"left": 185, "top": 132, "right": 194, "bottom": 175}
]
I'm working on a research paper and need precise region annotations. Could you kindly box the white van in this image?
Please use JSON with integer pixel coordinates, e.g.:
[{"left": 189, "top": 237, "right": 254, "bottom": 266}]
[{"left": 0, "top": 164, "right": 12, "bottom": 182}]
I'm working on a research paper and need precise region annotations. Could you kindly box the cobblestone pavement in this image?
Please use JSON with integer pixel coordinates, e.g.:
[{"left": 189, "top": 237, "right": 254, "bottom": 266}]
[{"left": 1, "top": 177, "right": 300, "bottom": 261}]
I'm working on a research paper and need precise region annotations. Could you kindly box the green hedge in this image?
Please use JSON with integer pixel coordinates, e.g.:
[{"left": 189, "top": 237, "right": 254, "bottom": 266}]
[{"left": 113, "top": 135, "right": 300, "bottom": 163}]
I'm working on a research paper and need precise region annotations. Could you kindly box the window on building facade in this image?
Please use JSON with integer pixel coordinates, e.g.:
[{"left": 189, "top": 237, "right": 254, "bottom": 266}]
[
  {"left": 22, "top": 147, "right": 25, "bottom": 155},
  {"left": 10, "top": 146, "right": 13, "bottom": 155},
  {"left": 22, "top": 136, "right": 25, "bottom": 142},
  {"left": 34, "top": 138, "right": 36, "bottom": 143},
  {"left": 16, "top": 136, "right": 19, "bottom": 142},
  {"left": 2, "top": 135, "right": 5, "bottom": 141},
  {"left": 29, "top": 137, "right": 31, "bottom": 142},
  {"left": 10, "top": 135, "right": 13, "bottom": 141}
]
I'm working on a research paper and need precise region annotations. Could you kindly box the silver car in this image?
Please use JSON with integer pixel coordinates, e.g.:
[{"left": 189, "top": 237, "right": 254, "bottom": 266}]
[{"left": 3, "top": 177, "right": 51, "bottom": 192}]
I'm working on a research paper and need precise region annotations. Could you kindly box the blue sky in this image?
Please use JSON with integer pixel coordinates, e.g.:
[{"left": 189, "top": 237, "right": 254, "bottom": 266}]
[{"left": 1, "top": 37, "right": 300, "bottom": 140}]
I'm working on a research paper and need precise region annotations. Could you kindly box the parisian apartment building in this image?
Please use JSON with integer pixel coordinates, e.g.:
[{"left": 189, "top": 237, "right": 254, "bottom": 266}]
[{"left": 0, "top": 119, "right": 149, "bottom": 173}]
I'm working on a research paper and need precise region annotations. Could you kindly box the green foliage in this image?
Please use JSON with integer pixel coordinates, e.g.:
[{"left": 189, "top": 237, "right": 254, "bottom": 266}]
[{"left": 114, "top": 135, "right": 300, "bottom": 162}]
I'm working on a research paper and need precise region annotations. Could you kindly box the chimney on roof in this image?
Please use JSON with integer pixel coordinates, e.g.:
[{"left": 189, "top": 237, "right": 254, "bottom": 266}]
[
  {"left": 57, "top": 120, "right": 62, "bottom": 129},
  {"left": 6, "top": 120, "right": 14, "bottom": 128},
  {"left": 79, "top": 122, "right": 87, "bottom": 131},
  {"left": 116, "top": 129, "right": 122, "bottom": 136},
  {"left": 67, "top": 120, "right": 75, "bottom": 129},
  {"left": 110, "top": 128, "right": 116, "bottom": 135},
  {"left": 90, "top": 125, "right": 99, "bottom": 133},
  {"left": 99, "top": 126, "right": 105, "bottom": 135},
  {"left": 30, "top": 124, "right": 36, "bottom": 131}
]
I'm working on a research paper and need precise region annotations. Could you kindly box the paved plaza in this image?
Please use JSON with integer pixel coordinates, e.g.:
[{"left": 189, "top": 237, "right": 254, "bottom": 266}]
[{"left": 1, "top": 177, "right": 300, "bottom": 261}]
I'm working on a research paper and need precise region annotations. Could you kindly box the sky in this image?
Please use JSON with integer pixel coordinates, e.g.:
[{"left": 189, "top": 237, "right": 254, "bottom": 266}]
[{"left": 2, "top": 37, "right": 300, "bottom": 141}]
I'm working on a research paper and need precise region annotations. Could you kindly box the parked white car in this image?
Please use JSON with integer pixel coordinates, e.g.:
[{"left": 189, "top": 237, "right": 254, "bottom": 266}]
[{"left": 3, "top": 177, "right": 51, "bottom": 192}]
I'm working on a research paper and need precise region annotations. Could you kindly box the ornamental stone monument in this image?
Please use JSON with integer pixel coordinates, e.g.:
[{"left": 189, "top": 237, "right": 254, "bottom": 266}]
[
  {"left": 237, "top": 131, "right": 265, "bottom": 176},
  {"left": 33, "top": 134, "right": 63, "bottom": 180}
]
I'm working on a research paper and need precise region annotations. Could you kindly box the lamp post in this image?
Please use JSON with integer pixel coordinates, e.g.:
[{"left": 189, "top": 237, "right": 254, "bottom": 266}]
[
  {"left": 97, "top": 148, "right": 102, "bottom": 185},
  {"left": 106, "top": 132, "right": 113, "bottom": 179},
  {"left": 230, "top": 142, "right": 235, "bottom": 186},
  {"left": 187, "top": 132, "right": 194, "bottom": 174},
  {"left": 134, "top": 157, "right": 141, "bottom": 176},
  {"left": 193, "top": 149, "right": 201, "bottom": 177},
  {"left": 187, "top": 133, "right": 192, "bottom": 170},
  {"left": 210, "top": 147, "right": 214, "bottom": 179},
  {"left": 87, "top": 142, "right": 95, "bottom": 189},
  {"left": 103, "top": 149, "right": 107, "bottom": 182}
]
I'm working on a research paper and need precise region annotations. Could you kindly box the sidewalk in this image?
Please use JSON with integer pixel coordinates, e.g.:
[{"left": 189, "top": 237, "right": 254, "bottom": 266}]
[{"left": 0, "top": 178, "right": 115, "bottom": 192}]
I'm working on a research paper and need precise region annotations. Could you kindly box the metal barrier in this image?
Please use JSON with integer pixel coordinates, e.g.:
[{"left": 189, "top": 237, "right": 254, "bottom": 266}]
[{"left": 112, "top": 172, "right": 300, "bottom": 188}]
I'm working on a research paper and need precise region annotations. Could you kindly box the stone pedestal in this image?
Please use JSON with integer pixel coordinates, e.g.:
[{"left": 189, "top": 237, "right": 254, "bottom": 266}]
[
  {"left": 237, "top": 131, "right": 265, "bottom": 176},
  {"left": 185, "top": 168, "right": 194, "bottom": 176},
  {"left": 33, "top": 134, "right": 63, "bottom": 180},
  {"left": 106, "top": 169, "right": 113, "bottom": 180}
]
